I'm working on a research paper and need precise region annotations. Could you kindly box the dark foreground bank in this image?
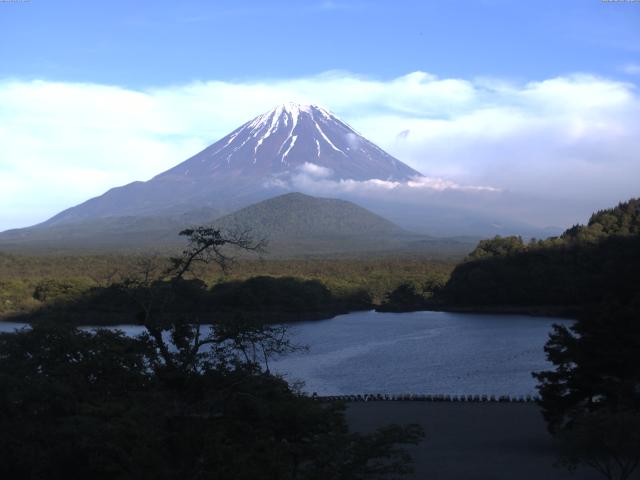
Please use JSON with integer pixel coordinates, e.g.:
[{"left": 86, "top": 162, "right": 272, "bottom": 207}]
[{"left": 346, "top": 402, "right": 626, "bottom": 480}]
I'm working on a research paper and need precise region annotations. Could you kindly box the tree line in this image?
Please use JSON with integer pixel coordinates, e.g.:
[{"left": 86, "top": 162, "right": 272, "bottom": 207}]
[
  {"left": 439, "top": 198, "right": 640, "bottom": 312},
  {"left": 0, "top": 253, "right": 454, "bottom": 319}
]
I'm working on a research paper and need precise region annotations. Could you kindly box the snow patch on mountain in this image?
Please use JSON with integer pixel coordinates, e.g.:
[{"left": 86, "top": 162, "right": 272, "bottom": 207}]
[{"left": 154, "top": 102, "right": 423, "bottom": 183}]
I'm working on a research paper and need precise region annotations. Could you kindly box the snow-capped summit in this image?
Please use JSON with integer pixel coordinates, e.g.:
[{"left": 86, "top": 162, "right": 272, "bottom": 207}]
[
  {"left": 157, "top": 102, "right": 421, "bottom": 182},
  {"left": 41, "top": 103, "right": 423, "bottom": 225}
]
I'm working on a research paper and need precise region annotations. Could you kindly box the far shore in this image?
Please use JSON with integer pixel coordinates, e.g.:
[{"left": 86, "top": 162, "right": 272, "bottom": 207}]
[
  {"left": 0, "top": 307, "right": 366, "bottom": 326},
  {"left": 424, "top": 303, "right": 580, "bottom": 319},
  {"left": 0, "top": 304, "right": 580, "bottom": 326},
  {"left": 378, "top": 302, "right": 581, "bottom": 319}
]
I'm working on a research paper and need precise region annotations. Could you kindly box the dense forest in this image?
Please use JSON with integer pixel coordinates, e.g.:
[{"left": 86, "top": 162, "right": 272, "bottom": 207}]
[
  {"left": 0, "top": 254, "right": 453, "bottom": 323},
  {"left": 437, "top": 199, "right": 640, "bottom": 313}
]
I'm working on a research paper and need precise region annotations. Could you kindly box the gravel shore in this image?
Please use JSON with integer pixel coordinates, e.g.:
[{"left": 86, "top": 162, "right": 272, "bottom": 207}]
[{"left": 346, "top": 402, "right": 611, "bottom": 480}]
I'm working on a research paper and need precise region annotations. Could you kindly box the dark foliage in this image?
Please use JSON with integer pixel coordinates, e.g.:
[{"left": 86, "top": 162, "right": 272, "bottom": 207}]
[
  {"left": 534, "top": 302, "right": 640, "bottom": 432},
  {"left": 467, "top": 235, "right": 526, "bottom": 260},
  {"left": 210, "top": 276, "right": 331, "bottom": 311},
  {"left": 0, "top": 323, "right": 424, "bottom": 480},
  {"left": 377, "top": 283, "right": 428, "bottom": 312},
  {"left": 441, "top": 198, "right": 640, "bottom": 310},
  {"left": 562, "top": 198, "right": 640, "bottom": 242},
  {"left": 533, "top": 301, "right": 640, "bottom": 479},
  {"left": 209, "top": 276, "right": 371, "bottom": 314},
  {"left": 0, "top": 255, "right": 453, "bottom": 319},
  {"left": 12, "top": 275, "right": 372, "bottom": 326}
]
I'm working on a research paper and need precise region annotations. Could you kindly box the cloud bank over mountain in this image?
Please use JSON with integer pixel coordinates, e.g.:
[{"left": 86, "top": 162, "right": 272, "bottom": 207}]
[
  {"left": 286, "top": 162, "right": 498, "bottom": 195},
  {"left": 1, "top": 71, "right": 638, "bottom": 230}
]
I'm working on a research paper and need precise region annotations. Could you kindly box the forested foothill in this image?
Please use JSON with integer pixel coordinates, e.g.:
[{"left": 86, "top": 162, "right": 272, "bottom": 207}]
[{"left": 437, "top": 198, "right": 640, "bottom": 315}]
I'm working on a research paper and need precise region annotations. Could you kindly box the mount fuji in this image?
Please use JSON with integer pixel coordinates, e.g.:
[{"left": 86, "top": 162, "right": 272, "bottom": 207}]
[
  {"left": 42, "top": 102, "right": 422, "bottom": 227},
  {"left": 0, "top": 103, "right": 555, "bottom": 252}
]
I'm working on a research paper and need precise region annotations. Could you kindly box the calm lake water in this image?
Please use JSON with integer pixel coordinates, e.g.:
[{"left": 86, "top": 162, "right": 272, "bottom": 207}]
[{"left": 0, "top": 310, "right": 571, "bottom": 396}]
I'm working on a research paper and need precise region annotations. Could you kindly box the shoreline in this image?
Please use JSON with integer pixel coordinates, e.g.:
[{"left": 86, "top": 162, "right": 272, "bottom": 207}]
[
  {"left": 0, "top": 306, "right": 368, "bottom": 326},
  {"left": 0, "top": 303, "right": 578, "bottom": 326},
  {"left": 424, "top": 303, "right": 580, "bottom": 319},
  {"left": 377, "top": 303, "right": 580, "bottom": 319}
]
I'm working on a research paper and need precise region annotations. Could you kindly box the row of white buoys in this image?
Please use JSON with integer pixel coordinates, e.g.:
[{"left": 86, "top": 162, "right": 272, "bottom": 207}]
[{"left": 311, "top": 393, "right": 540, "bottom": 403}]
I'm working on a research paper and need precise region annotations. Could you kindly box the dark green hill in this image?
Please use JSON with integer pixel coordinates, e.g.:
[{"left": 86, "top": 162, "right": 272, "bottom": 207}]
[
  {"left": 214, "top": 192, "right": 405, "bottom": 239},
  {"left": 211, "top": 192, "right": 452, "bottom": 256},
  {"left": 438, "top": 198, "right": 640, "bottom": 313}
]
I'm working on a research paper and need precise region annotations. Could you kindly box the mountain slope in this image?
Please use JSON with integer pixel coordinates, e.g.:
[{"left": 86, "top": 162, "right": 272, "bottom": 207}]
[
  {"left": 0, "top": 209, "right": 221, "bottom": 252},
  {"left": 42, "top": 103, "right": 422, "bottom": 227}
]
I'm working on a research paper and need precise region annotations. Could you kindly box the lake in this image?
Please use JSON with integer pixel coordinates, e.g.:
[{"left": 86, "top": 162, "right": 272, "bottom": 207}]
[
  {"left": 269, "top": 310, "right": 570, "bottom": 396},
  {"left": 0, "top": 310, "right": 571, "bottom": 396}
]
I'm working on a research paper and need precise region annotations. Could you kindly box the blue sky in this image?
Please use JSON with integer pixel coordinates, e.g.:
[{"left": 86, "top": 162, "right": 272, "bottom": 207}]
[
  {"left": 1, "top": 0, "right": 639, "bottom": 230},
  {"left": 3, "top": 0, "right": 639, "bottom": 86}
]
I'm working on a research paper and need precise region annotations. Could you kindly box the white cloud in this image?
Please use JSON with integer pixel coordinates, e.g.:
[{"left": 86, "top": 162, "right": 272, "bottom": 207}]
[
  {"left": 406, "top": 176, "right": 499, "bottom": 192},
  {"left": 290, "top": 174, "right": 401, "bottom": 194},
  {"left": 0, "top": 71, "right": 638, "bottom": 230},
  {"left": 385, "top": 75, "right": 640, "bottom": 210},
  {"left": 299, "top": 162, "right": 333, "bottom": 178},
  {"left": 337, "top": 176, "right": 489, "bottom": 194},
  {"left": 288, "top": 166, "right": 499, "bottom": 196}
]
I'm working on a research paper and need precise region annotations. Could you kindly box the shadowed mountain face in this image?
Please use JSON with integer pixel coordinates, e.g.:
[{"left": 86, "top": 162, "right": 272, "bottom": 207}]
[{"left": 42, "top": 103, "right": 422, "bottom": 227}]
